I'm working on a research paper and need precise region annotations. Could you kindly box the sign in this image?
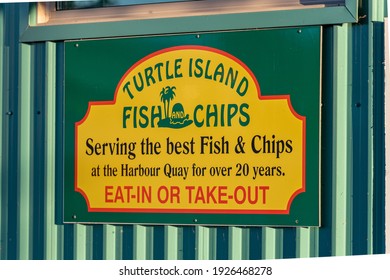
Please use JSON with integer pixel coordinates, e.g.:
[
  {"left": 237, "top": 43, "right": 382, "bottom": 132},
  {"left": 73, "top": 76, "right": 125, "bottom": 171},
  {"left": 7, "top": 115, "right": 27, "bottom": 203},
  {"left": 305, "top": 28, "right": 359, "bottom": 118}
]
[{"left": 64, "top": 27, "right": 321, "bottom": 226}]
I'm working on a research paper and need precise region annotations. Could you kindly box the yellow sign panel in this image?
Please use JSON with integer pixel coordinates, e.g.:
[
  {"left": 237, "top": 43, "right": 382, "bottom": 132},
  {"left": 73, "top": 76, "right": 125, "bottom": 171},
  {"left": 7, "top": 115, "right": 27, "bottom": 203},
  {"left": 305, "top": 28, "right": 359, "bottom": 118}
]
[{"left": 75, "top": 46, "right": 305, "bottom": 214}]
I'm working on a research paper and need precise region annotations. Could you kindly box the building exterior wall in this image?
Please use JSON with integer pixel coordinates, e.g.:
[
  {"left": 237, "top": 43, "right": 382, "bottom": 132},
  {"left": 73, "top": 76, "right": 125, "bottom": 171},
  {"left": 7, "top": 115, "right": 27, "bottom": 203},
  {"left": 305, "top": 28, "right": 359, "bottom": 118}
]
[{"left": 0, "top": 1, "right": 387, "bottom": 260}]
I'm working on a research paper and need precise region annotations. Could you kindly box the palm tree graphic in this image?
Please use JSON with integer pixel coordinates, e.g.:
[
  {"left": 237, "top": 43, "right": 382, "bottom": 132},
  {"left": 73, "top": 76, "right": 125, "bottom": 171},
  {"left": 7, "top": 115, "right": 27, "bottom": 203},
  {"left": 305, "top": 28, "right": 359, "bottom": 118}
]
[
  {"left": 157, "top": 85, "right": 192, "bottom": 128},
  {"left": 160, "top": 86, "right": 176, "bottom": 118}
]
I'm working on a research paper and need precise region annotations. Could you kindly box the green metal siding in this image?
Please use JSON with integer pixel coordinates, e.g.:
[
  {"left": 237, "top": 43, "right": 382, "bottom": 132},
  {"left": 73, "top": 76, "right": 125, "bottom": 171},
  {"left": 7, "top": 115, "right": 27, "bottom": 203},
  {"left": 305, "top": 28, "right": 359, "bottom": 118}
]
[{"left": 0, "top": 2, "right": 387, "bottom": 260}]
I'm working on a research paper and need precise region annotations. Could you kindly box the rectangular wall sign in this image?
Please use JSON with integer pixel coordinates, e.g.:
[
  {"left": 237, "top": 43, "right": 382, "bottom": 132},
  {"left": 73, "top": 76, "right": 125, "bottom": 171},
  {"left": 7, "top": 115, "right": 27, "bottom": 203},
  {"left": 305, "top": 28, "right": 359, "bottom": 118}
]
[{"left": 64, "top": 27, "right": 321, "bottom": 226}]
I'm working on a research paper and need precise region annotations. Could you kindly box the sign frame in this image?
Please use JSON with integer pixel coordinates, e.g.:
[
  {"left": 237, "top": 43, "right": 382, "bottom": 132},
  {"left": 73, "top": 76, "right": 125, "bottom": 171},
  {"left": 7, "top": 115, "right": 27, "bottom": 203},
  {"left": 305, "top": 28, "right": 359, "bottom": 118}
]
[{"left": 64, "top": 26, "right": 322, "bottom": 226}]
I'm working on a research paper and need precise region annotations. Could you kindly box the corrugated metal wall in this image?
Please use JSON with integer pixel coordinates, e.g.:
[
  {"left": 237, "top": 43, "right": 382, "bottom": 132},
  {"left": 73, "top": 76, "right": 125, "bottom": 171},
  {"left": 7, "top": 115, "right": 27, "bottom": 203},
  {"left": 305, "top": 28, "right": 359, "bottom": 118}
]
[{"left": 0, "top": 2, "right": 386, "bottom": 260}]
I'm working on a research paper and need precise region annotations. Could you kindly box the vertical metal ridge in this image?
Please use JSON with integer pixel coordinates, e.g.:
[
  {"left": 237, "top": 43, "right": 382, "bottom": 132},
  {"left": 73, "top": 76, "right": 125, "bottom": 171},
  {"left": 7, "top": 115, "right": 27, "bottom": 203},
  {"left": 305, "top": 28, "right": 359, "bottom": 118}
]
[
  {"left": 0, "top": 43, "right": 9, "bottom": 258},
  {"left": 297, "top": 228, "right": 310, "bottom": 257},
  {"left": 332, "top": 23, "right": 353, "bottom": 256},
  {"left": 370, "top": 0, "right": 385, "bottom": 22},
  {"left": 115, "top": 226, "right": 124, "bottom": 259},
  {"left": 228, "top": 227, "right": 250, "bottom": 260},
  {"left": 196, "top": 226, "right": 214, "bottom": 260},
  {"left": 18, "top": 42, "right": 32, "bottom": 260},
  {"left": 366, "top": 6, "right": 376, "bottom": 255},
  {"left": 297, "top": 228, "right": 318, "bottom": 258},
  {"left": 133, "top": 225, "right": 145, "bottom": 259},
  {"left": 133, "top": 225, "right": 153, "bottom": 259},
  {"left": 74, "top": 224, "right": 94, "bottom": 259},
  {"left": 241, "top": 227, "right": 250, "bottom": 260},
  {"left": 262, "top": 227, "right": 283, "bottom": 259},
  {"left": 103, "top": 225, "right": 118, "bottom": 260},
  {"left": 228, "top": 227, "right": 242, "bottom": 260},
  {"left": 44, "top": 41, "right": 59, "bottom": 259},
  {"left": 318, "top": 25, "right": 335, "bottom": 258},
  {"left": 55, "top": 41, "right": 67, "bottom": 259},
  {"left": 164, "top": 225, "right": 182, "bottom": 260}
]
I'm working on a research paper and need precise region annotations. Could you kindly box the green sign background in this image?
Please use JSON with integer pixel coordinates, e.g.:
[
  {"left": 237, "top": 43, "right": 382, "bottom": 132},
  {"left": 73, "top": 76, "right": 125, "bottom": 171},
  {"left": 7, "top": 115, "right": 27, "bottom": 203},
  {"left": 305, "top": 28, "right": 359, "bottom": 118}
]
[{"left": 64, "top": 27, "right": 321, "bottom": 226}]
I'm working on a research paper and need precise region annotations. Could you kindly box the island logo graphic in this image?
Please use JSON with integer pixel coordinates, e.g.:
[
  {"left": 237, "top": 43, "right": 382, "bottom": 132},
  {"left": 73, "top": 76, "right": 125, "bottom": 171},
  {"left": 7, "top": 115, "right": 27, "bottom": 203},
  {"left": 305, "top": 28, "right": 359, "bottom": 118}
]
[{"left": 157, "top": 86, "right": 193, "bottom": 129}]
